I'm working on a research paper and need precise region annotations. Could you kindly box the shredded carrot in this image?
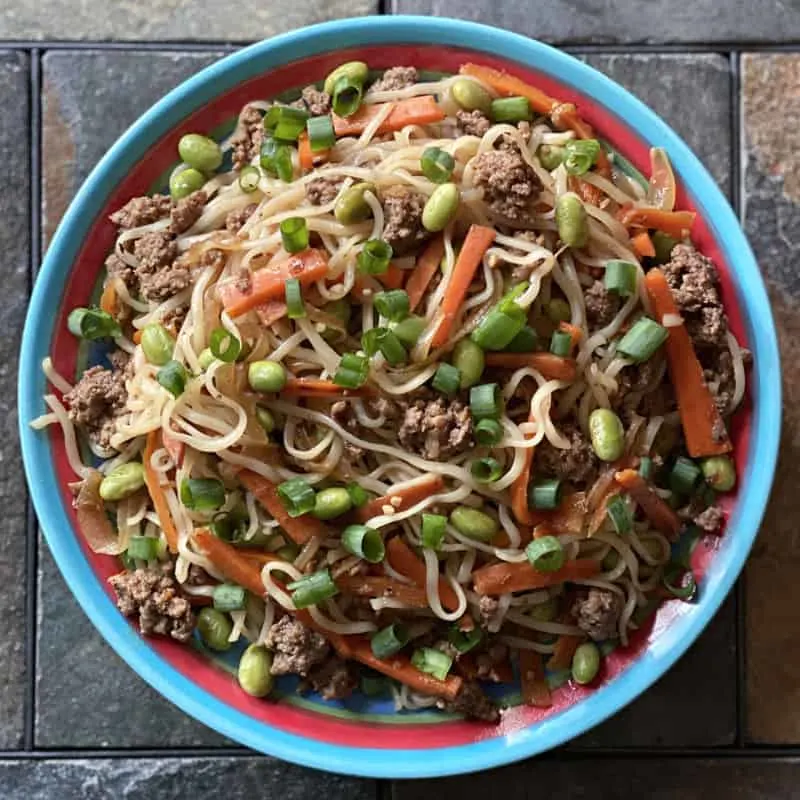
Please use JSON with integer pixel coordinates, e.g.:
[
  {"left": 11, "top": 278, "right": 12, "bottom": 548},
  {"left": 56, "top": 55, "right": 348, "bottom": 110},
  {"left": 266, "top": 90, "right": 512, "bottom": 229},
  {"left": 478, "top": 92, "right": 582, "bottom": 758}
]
[
  {"left": 143, "top": 430, "right": 179, "bottom": 554},
  {"left": 644, "top": 268, "right": 732, "bottom": 457},
  {"left": 334, "top": 575, "right": 429, "bottom": 608},
  {"left": 406, "top": 235, "right": 445, "bottom": 312},
  {"left": 218, "top": 248, "right": 329, "bottom": 317},
  {"left": 570, "top": 175, "right": 604, "bottom": 207},
  {"left": 459, "top": 62, "right": 557, "bottom": 115},
  {"left": 558, "top": 321, "right": 583, "bottom": 352},
  {"left": 385, "top": 536, "right": 461, "bottom": 613},
  {"left": 352, "top": 263, "right": 406, "bottom": 299},
  {"left": 282, "top": 377, "right": 375, "bottom": 399},
  {"left": 484, "top": 352, "right": 577, "bottom": 382},
  {"left": 297, "top": 132, "right": 329, "bottom": 172},
  {"left": 519, "top": 650, "right": 552, "bottom": 707},
  {"left": 547, "top": 634, "right": 583, "bottom": 671},
  {"left": 473, "top": 558, "right": 599, "bottom": 596},
  {"left": 510, "top": 409, "right": 538, "bottom": 526},
  {"left": 545, "top": 490, "right": 589, "bottom": 535},
  {"left": 254, "top": 300, "right": 288, "bottom": 327},
  {"left": 615, "top": 468, "right": 682, "bottom": 539},
  {"left": 333, "top": 95, "right": 445, "bottom": 138},
  {"left": 238, "top": 469, "right": 331, "bottom": 545},
  {"left": 194, "top": 529, "right": 272, "bottom": 596},
  {"left": 631, "top": 230, "right": 656, "bottom": 259},
  {"left": 619, "top": 207, "right": 696, "bottom": 239},
  {"left": 356, "top": 474, "right": 445, "bottom": 523},
  {"left": 431, "top": 225, "right": 496, "bottom": 348},
  {"left": 100, "top": 282, "right": 117, "bottom": 316}
]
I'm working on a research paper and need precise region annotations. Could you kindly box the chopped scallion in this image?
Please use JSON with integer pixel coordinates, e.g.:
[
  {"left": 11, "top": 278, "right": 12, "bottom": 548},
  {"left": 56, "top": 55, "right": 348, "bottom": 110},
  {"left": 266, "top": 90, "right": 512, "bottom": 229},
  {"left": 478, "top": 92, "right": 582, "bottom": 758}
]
[
  {"left": 267, "top": 105, "right": 309, "bottom": 142},
  {"left": 471, "top": 307, "right": 526, "bottom": 350},
  {"left": 390, "top": 315, "right": 426, "bottom": 346},
  {"left": 346, "top": 482, "right": 370, "bottom": 508},
  {"left": 606, "top": 494, "right": 633, "bottom": 535},
  {"left": 284, "top": 277, "right": 306, "bottom": 319},
  {"left": 280, "top": 217, "right": 309, "bottom": 254},
  {"left": 288, "top": 568, "right": 338, "bottom": 609},
  {"left": 213, "top": 583, "right": 247, "bottom": 612},
  {"left": 357, "top": 239, "right": 393, "bottom": 275},
  {"left": 504, "top": 325, "right": 539, "bottom": 353},
  {"left": 563, "top": 139, "right": 601, "bottom": 176},
  {"left": 447, "top": 624, "right": 482, "bottom": 654},
  {"left": 604, "top": 260, "right": 638, "bottom": 296},
  {"left": 525, "top": 535, "right": 566, "bottom": 572},
  {"left": 126, "top": 535, "right": 159, "bottom": 562},
  {"left": 420, "top": 147, "right": 455, "bottom": 183},
  {"left": 550, "top": 329, "right": 573, "bottom": 357},
  {"left": 639, "top": 456, "right": 654, "bottom": 481},
  {"left": 432, "top": 363, "right": 461, "bottom": 396},
  {"left": 469, "top": 383, "right": 501, "bottom": 421},
  {"left": 669, "top": 456, "right": 701, "bottom": 495},
  {"left": 332, "top": 74, "right": 364, "bottom": 118},
  {"left": 528, "top": 478, "right": 562, "bottom": 510},
  {"left": 474, "top": 417, "right": 503, "bottom": 446},
  {"left": 421, "top": 513, "right": 447, "bottom": 550},
  {"left": 238, "top": 165, "right": 261, "bottom": 193},
  {"left": 306, "top": 115, "right": 336, "bottom": 152},
  {"left": 470, "top": 457, "right": 503, "bottom": 483},
  {"left": 617, "top": 317, "right": 668, "bottom": 363},
  {"left": 491, "top": 96, "right": 532, "bottom": 123},
  {"left": 662, "top": 563, "right": 697, "bottom": 601},
  {"left": 342, "top": 524, "right": 385, "bottom": 563},
  {"left": 276, "top": 477, "right": 316, "bottom": 517},
  {"left": 333, "top": 352, "right": 369, "bottom": 389},
  {"left": 209, "top": 327, "right": 242, "bottom": 363},
  {"left": 374, "top": 289, "right": 410, "bottom": 322},
  {"left": 370, "top": 623, "right": 409, "bottom": 659},
  {"left": 67, "top": 307, "right": 121, "bottom": 341},
  {"left": 156, "top": 360, "right": 187, "bottom": 397},
  {"left": 180, "top": 478, "right": 226, "bottom": 512},
  {"left": 411, "top": 647, "right": 453, "bottom": 681}
]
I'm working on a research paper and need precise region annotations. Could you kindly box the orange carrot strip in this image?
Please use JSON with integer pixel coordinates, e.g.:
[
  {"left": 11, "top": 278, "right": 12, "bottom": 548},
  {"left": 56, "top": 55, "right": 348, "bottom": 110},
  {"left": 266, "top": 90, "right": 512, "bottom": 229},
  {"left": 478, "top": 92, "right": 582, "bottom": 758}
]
[
  {"left": 254, "top": 300, "right": 288, "bottom": 327},
  {"left": 431, "top": 224, "right": 496, "bottom": 348},
  {"left": 298, "top": 132, "right": 329, "bottom": 172},
  {"left": 570, "top": 174, "right": 604, "bottom": 207},
  {"left": 132, "top": 329, "right": 143, "bottom": 345},
  {"left": 333, "top": 95, "right": 445, "bottom": 138},
  {"left": 545, "top": 490, "right": 589, "bottom": 535},
  {"left": 484, "top": 352, "right": 577, "bottom": 382},
  {"left": 143, "top": 430, "right": 179, "bottom": 554},
  {"left": 356, "top": 474, "right": 445, "bottom": 523},
  {"left": 281, "top": 377, "right": 375, "bottom": 399},
  {"left": 334, "top": 575, "right": 430, "bottom": 608},
  {"left": 510, "top": 409, "right": 537, "bottom": 526},
  {"left": 615, "top": 468, "right": 682, "bottom": 539},
  {"left": 547, "top": 634, "right": 583, "bottom": 671},
  {"left": 645, "top": 268, "right": 732, "bottom": 456},
  {"left": 406, "top": 235, "right": 445, "bottom": 312},
  {"left": 519, "top": 650, "right": 552, "bottom": 707},
  {"left": 459, "top": 62, "right": 557, "bottom": 115},
  {"left": 473, "top": 558, "right": 599, "bottom": 597},
  {"left": 619, "top": 207, "right": 696, "bottom": 239},
  {"left": 238, "top": 469, "right": 331, "bottom": 545},
  {"left": 218, "top": 249, "right": 329, "bottom": 317},
  {"left": 352, "top": 263, "right": 406, "bottom": 299},
  {"left": 631, "top": 231, "right": 656, "bottom": 259},
  {"left": 385, "top": 537, "right": 461, "bottom": 613},
  {"left": 100, "top": 282, "right": 117, "bottom": 316}
]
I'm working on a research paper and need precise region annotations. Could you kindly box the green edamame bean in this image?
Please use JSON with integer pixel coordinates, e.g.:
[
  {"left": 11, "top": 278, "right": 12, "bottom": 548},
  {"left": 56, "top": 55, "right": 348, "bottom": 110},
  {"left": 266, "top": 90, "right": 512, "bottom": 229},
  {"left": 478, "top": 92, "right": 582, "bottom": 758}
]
[
  {"left": 323, "top": 61, "right": 369, "bottom": 97},
  {"left": 178, "top": 133, "right": 223, "bottom": 173},
  {"left": 700, "top": 455, "right": 736, "bottom": 492},
  {"left": 197, "top": 607, "right": 233, "bottom": 651},
  {"left": 312, "top": 487, "right": 353, "bottom": 520},
  {"left": 588, "top": 408, "right": 625, "bottom": 462},
  {"left": 422, "top": 183, "right": 460, "bottom": 232},
  {"left": 452, "top": 338, "right": 485, "bottom": 389},
  {"left": 545, "top": 297, "right": 571, "bottom": 324},
  {"left": 169, "top": 167, "right": 205, "bottom": 200},
  {"left": 449, "top": 506, "right": 498, "bottom": 542},
  {"left": 572, "top": 642, "right": 601, "bottom": 684},
  {"left": 99, "top": 462, "right": 146, "bottom": 502},
  {"left": 529, "top": 596, "right": 559, "bottom": 623},
  {"left": 197, "top": 348, "right": 215, "bottom": 371},
  {"left": 537, "top": 144, "right": 564, "bottom": 171},
  {"left": 237, "top": 644, "right": 274, "bottom": 697},
  {"left": 450, "top": 78, "right": 493, "bottom": 115},
  {"left": 247, "top": 360, "right": 287, "bottom": 393},
  {"left": 255, "top": 405, "right": 276, "bottom": 434},
  {"left": 334, "top": 182, "right": 377, "bottom": 224},
  {"left": 140, "top": 323, "right": 175, "bottom": 366},
  {"left": 555, "top": 193, "right": 589, "bottom": 249}
]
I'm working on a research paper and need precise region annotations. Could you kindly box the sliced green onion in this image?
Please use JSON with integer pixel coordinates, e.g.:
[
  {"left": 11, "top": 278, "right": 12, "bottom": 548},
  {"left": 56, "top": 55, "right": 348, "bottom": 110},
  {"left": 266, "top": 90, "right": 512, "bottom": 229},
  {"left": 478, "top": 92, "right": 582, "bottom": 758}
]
[
  {"left": 288, "top": 568, "right": 339, "bottom": 609},
  {"left": 617, "top": 317, "right": 668, "bottom": 363},
  {"left": 361, "top": 328, "right": 383, "bottom": 357},
  {"left": 342, "top": 524, "right": 385, "bottom": 563},
  {"left": 411, "top": 647, "right": 453, "bottom": 681},
  {"left": 280, "top": 217, "right": 309, "bottom": 254},
  {"left": 474, "top": 417, "right": 503, "bottom": 446},
  {"left": 448, "top": 624, "right": 482, "bottom": 654},
  {"left": 504, "top": 326, "right": 539, "bottom": 353},
  {"left": 639, "top": 456, "right": 654, "bottom": 481},
  {"left": 652, "top": 231, "right": 679, "bottom": 264},
  {"left": 260, "top": 139, "right": 294, "bottom": 182},
  {"left": 604, "top": 260, "right": 638, "bottom": 296},
  {"left": 276, "top": 477, "right": 316, "bottom": 517},
  {"left": 491, "top": 96, "right": 532, "bottom": 123},
  {"left": 210, "top": 509, "right": 248, "bottom": 542},
  {"left": 156, "top": 360, "right": 187, "bottom": 397},
  {"left": 471, "top": 457, "right": 503, "bottom": 483},
  {"left": 528, "top": 478, "right": 562, "bottom": 510},
  {"left": 470, "top": 383, "right": 501, "bottom": 421},
  {"left": 662, "top": 563, "right": 697, "bottom": 601},
  {"left": 209, "top": 327, "right": 242, "bottom": 363},
  {"left": 332, "top": 74, "right": 364, "bottom": 117},
  {"left": 239, "top": 165, "right": 261, "bottom": 193},
  {"left": 67, "top": 307, "right": 121, "bottom": 340},
  {"left": 284, "top": 277, "right": 306, "bottom": 319},
  {"left": 180, "top": 478, "right": 226, "bottom": 512},
  {"left": 420, "top": 146, "right": 455, "bottom": 183},
  {"left": 498, "top": 282, "right": 530, "bottom": 312},
  {"left": 471, "top": 307, "right": 526, "bottom": 350},
  {"left": 563, "top": 139, "right": 601, "bottom": 176},
  {"left": 126, "top": 535, "right": 159, "bottom": 562},
  {"left": 213, "top": 583, "right": 247, "bottom": 612},
  {"left": 357, "top": 239, "right": 393, "bottom": 275},
  {"left": 333, "top": 352, "right": 369, "bottom": 389},
  {"left": 370, "top": 623, "right": 409, "bottom": 659},
  {"left": 421, "top": 513, "right": 447, "bottom": 550},
  {"left": 346, "top": 482, "right": 370, "bottom": 508},
  {"left": 375, "top": 329, "right": 407, "bottom": 366},
  {"left": 525, "top": 535, "right": 566, "bottom": 572},
  {"left": 606, "top": 494, "right": 633, "bottom": 535},
  {"left": 266, "top": 105, "right": 309, "bottom": 142},
  {"left": 550, "top": 329, "right": 572, "bottom": 357},
  {"left": 669, "top": 456, "right": 701, "bottom": 495},
  {"left": 120, "top": 551, "right": 136, "bottom": 571},
  {"left": 306, "top": 115, "right": 336, "bottom": 152},
  {"left": 432, "top": 363, "right": 461, "bottom": 396},
  {"left": 390, "top": 315, "right": 426, "bottom": 346},
  {"left": 374, "top": 289, "right": 410, "bottom": 322}
]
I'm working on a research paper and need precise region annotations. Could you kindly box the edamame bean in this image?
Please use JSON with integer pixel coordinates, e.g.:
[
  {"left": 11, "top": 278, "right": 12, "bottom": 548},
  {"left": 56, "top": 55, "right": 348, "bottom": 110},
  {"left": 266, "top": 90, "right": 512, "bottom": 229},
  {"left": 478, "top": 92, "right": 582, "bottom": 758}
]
[
  {"left": 537, "top": 144, "right": 564, "bottom": 171},
  {"left": 529, "top": 596, "right": 558, "bottom": 622},
  {"left": 169, "top": 167, "right": 205, "bottom": 200},
  {"left": 99, "top": 462, "right": 146, "bottom": 502},
  {"left": 255, "top": 405, "right": 276, "bottom": 434},
  {"left": 449, "top": 506, "right": 498, "bottom": 542},
  {"left": 237, "top": 644, "right": 274, "bottom": 697},
  {"left": 197, "top": 348, "right": 215, "bottom": 371},
  {"left": 555, "top": 192, "right": 588, "bottom": 249},
  {"left": 312, "top": 487, "right": 353, "bottom": 520},
  {"left": 178, "top": 133, "right": 223, "bottom": 173},
  {"left": 545, "top": 297, "right": 571, "bottom": 324},
  {"left": 140, "top": 323, "right": 175, "bottom": 366},
  {"left": 571, "top": 642, "right": 601, "bottom": 684},
  {"left": 334, "top": 182, "right": 377, "bottom": 224},
  {"left": 452, "top": 338, "right": 485, "bottom": 389},
  {"left": 588, "top": 408, "right": 625, "bottom": 462},
  {"left": 450, "top": 78, "right": 493, "bottom": 115},
  {"left": 247, "top": 360, "right": 287, "bottom": 393},
  {"left": 197, "top": 607, "right": 233, "bottom": 651},
  {"left": 323, "top": 61, "right": 369, "bottom": 97},
  {"left": 422, "top": 183, "right": 460, "bottom": 232},
  {"left": 700, "top": 455, "right": 736, "bottom": 492}
]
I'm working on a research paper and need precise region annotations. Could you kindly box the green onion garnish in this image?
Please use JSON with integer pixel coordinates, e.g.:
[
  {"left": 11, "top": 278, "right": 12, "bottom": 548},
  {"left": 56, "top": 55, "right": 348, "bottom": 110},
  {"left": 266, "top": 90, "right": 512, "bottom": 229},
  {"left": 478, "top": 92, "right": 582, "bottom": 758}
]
[
  {"left": 604, "top": 260, "right": 638, "bottom": 296},
  {"left": 420, "top": 146, "right": 455, "bottom": 184},
  {"left": 639, "top": 456, "right": 654, "bottom": 481},
  {"left": 374, "top": 289, "right": 410, "bottom": 322},
  {"left": 491, "top": 96, "right": 532, "bottom": 123},
  {"left": 448, "top": 624, "right": 482, "bottom": 654},
  {"left": 67, "top": 307, "right": 121, "bottom": 341},
  {"left": 525, "top": 535, "right": 566, "bottom": 572},
  {"left": 470, "top": 383, "right": 501, "bottom": 421},
  {"left": 617, "top": 317, "right": 668, "bottom": 363},
  {"left": 421, "top": 513, "right": 447, "bottom": 550},
  {"left": 432, "top": 363, "right": 461, "bottom": 396},
  {"left": 357, "top": 239, "right": 393, "bottom": 275},
  {"left": 284, "top": 277, "right": 306, "bottom": 319},
  {"left": 504, "top": 326, "right": 539, "bottom": 353},
  {"left": 563, "top": 139, "right": 601, "bottom": 176},
  {"left": 180, "top": 478, "right": 226, "bottom": 512},
  {"left": 346, "top": 481, "right": 370, "bottom": 508},
  {"left": 606, "top": 494, "right": 633, "bottom": 535},
  {"left": 209, "top": 327, "right": 242, "bottom": 363},
  {"left": 265, "top": 105, "right": 309, "bottom": 142},
  {"left": 550, "top": 329, "right": 572, "bottom": 357},
  {"left": 280, "top": 217, "right": 309, "bottom": 254},
  {"left": 471, "top": 307, "right": 527, "bottom": 350},
  {"left": 652, "top": 231, "right": 679, "bottom": 264},
  {"left": 333, "top": 352, "right": 369, "bottom": 389},
  {"left": 474, "top": 417, "right": 503, "bottom": 446},
  {"left": 238, "top": 165, "right": 261, "bottom": 193},
  {"left": 370, "top": 623, "right": 409, "bottom": 659},
  {"left": 498, "top": 282, "right": 530, "bottom": 312},
  {"left": 213, "top": 583, "right": 247, "bottom": 612},
  {"left": 470, "top": 457, "right": 503, "bottom": 483},
  {"left": 332, "top": 74, "right": 364, "bottom": 118},
  {"left": 210, "top": 509, "right": 248, "bottom": 542},
  {"left": 260, "top": 138, "right": 294, "bottom": 182},
  {"left": 276, "top": 477, "right": 316, "bottom": 517},
  {"left": 126, "top": 535, "right": 159, "bottom": 562},
  {"left": 361, "top": 328, "right": 383, "bottom": 357},
  {"left": 528, "top": 478, "right": 562, "bottom": 510},
  {"left": 662, "top": 564, "right": 697, "bottom": 601},
  {"left": 342, "top": 524, "right": 385, "bottom": 563},
  {"left": 411, "top": 647, "right": 453, "bottom": 681},
  {"left": 156, "top": 360, "right": 188, "bottom": 397},
  {"left": 288, "top": 568, "right": 339, "bottom": 609},
  {"left": 369, "top": 328, "right": 407, "bottom": 366},
  {"left": 390, "top": 315, "right": 426, "bottom": 346},
  {"left": 306, "top": 115, "right": 336, "bottom": 152},
  {"left": 669, "top": 456, "right": 701, "bottom": 495}
]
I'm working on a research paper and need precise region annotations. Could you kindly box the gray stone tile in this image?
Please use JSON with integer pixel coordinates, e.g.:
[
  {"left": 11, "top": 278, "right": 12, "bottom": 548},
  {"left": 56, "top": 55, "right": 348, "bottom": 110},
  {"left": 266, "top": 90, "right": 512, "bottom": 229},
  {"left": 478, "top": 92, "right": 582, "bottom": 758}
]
[
  {"left": 391, "top": 0, "right": 800, "bottom": 45},
  {"left": 0, "top": 50, "right": 30, "bottom": 751},
  {"left": 0, "top": 758, "right": 376, "bottom": 800},
  {"left": 2, "top": 0, "right": 376, "bottom": 42},
  {"left": 393, "top": 758, "right": 800, "bottom": 800}
]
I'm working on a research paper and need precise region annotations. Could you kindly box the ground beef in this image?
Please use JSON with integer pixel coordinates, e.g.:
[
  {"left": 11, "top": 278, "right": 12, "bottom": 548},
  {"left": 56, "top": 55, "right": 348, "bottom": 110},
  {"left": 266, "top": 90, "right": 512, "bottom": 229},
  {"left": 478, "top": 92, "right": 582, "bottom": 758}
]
[
  {"left": 266, "top": 616, "right": 330, "bottom": 677},
  {"left": 63, "top": 360, "right": 128, "bottom": 450},
  {"left": 109, "top": 567, "right": 195, "bottom": 643},
  {"left": 139, "top": 264, "right": 191, "bottom": 303},
  {"left": 694, "top": 504, "right": 725, "bottom": 533},
  {"left": 200, "top": 248, "right": 227, "bottom": 271},
  {"left": 478, "top": 595, "right": 500, "bottom": 631},
  {"left": 456, "top": 109, "right": 491, "bottom": 137},
  {"left": 305, "top": 656, "right": 357, "bottom": 700},
  {"left": 398, "top": 397, "right": 473, "bottom": 461},
  {"left": 497, "top": 121, "right": 532, "bottom": 155},
  {"left": 369, "top": 66, "right": 417, "bottom": 93},
  {"left": 230, "top": 105, "right": 265, "bottom": 170},
  {"left": 225, "top": 203, "right": 258, "bottom": 234},
  {"left": 471, "top": 149, "right": 542, "bottom": 222},
  {"left": 380, "top": 185, "right": 430, "bottom": 255},
  {"left": 615, "top": 358, "right": 661, "bottom": 400},
  {"left": 439, "top": 681, "right": 500, "bottom": 723},
  {"left": 584, "top": 280, "right": 620, "bottom": 330},
  {"left": 105, "top": 251, "right": 138, "bottom": 294},
  {"left": 133, "top": 231, "right": 177, "bottom": 273},
  {"left": 571, "top": 588, "right": 624, "bottom": 642},
  {"left": 534, "top": 421, "right": 597, "bottom": 484},
  {"left": 703, "top": 349, "right": 736, "bottom": 416},
  {"left": 169, "top": 190, "right": 207, "bottom": 235},
  {"left": 161, "top": 305, "right": 188, "bottom": 336},
  {"left": 110, "top": 193, "right": 173, "bottom": 229},
  {"left": 306, "top": 176, "right": 344, "bottom": 206},
  {"left": 299, "top": 84, "right": 331, "bottom": 116}
]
